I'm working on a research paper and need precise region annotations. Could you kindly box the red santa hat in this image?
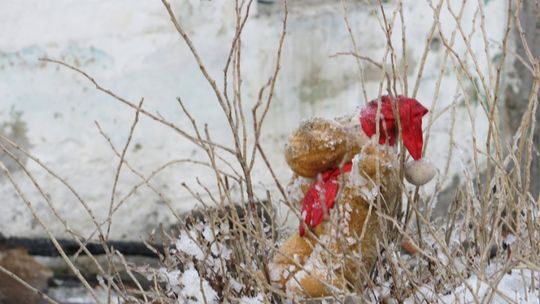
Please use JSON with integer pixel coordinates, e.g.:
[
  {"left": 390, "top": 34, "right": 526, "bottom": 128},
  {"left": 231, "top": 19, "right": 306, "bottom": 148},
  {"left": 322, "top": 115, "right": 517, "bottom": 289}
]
[{"left": 359, "top": 95, "right": 427, "bottom": 160}]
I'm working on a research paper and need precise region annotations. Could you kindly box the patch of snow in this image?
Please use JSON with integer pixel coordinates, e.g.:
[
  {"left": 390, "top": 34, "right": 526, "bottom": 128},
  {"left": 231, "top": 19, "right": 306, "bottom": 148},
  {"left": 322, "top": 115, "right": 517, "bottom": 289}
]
[
  {"left": 176, "top": 231, "right": 204, "bottom": 261},
  {"left": 47, "top": 285, "right": 121, "bottom": 304},
  {"left": 504, "top": 234, "right": 517, "bottom": 246},
  {"left": 438, "top": 270, "right": 540, "bottom": 304},
  {"left": 178, "top": 266, "right": 218, "bottom": 304},
  {"left": 230, "top": 277, "right": 244, "bottom": 293},
  {"left": 350, "top": 153, "right": 368, "bottom": 187},
  {"left": 360, "top": 185, "right": 379, "bottom": 202},
  {"left": 202, "top": 225, "right": 215, "bottom": 243},
  {"left": 161, "top": 269, "right": 182, "bottom": 295},
  {"left": 239, "top": 293, "right": 265, "bottom": 304},
  {"left": 287, "top": 175, "right": 312, "bottom": 203},
  {"left": 210, "top": 242, "right": 231, "bottom": 260}
]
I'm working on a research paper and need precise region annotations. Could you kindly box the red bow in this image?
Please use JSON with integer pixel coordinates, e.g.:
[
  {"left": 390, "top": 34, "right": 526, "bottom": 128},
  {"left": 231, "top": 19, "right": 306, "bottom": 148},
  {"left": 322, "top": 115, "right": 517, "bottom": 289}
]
[
  {"left": 299, "top": 162, "right": 352, "bottom": 236},
  {"left": 359, "top": 96, "right": 428, "bottom": 160}
]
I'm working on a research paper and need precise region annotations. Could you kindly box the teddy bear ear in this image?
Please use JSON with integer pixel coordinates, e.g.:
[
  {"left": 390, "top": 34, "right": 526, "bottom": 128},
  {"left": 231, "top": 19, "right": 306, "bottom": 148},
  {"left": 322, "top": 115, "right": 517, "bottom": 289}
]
[{"left": 284, "top": 118, "right": 349, "bottom": 178}]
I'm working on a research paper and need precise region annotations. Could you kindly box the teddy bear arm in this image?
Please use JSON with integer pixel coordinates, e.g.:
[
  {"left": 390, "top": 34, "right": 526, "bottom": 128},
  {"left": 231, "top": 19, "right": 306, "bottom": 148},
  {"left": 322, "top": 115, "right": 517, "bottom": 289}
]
[
  {"left": 269, "top": 234, "right": 316, "bottom": 289},
  {"left": 273, "top": 233, "right": 314, "bottom": 265}
]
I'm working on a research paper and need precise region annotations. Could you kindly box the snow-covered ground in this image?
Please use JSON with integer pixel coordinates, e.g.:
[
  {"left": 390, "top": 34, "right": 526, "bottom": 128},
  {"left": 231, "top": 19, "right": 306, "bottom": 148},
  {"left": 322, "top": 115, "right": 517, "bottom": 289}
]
[
  {"left": 439, "top": 270, "right": 540, "bottom": 303},
  {"left": 145, "top": 215, "right": 540, "bottom": 303}
]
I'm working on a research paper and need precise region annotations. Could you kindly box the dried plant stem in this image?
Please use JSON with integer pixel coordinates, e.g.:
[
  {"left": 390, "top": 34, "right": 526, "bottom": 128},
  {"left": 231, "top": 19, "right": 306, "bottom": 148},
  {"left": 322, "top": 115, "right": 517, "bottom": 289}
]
[{"left": 0, "top": 162, "right": 101, "bottom": 303}]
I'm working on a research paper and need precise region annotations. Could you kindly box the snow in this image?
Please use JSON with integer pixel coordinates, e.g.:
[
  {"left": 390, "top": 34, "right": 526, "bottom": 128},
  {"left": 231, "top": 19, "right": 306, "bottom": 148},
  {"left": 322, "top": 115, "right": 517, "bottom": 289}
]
[
  {"left": 437, "top": 270, "right": 540, "bottom": 303},
  {"left": 287, "top": 175, "right": 312, "bottom": 203},
  {"left": 162, "top": 201, "right": 540, "bottom": 303},
  {"left": 350, "top": 153, "right": 368, "bottom": 187},
  {"left": 239, "top": 293, "right": 265, "bottom": 304},
  {"left": 162, "top": 269, "right": 182, "bottom": 294},
  {"left": 46, "top": 279, "right": 121, "bottom": 304},
  {"left": 175, "top": 230, "right": 204, "bottom": 261},
  {"left": 160, "top": 266, "right": 219, "bottom": 304},
  {"left": 371, "top": 265, "right": 540, "bottom": 303},
  {"left": 153, "top": 215, "right": 274, "bottom": 302},
  {"left": 202, "top": 225, "right": 215, "bottom": 243},
  {"left": 178, "top": 267, "right": 218, "bottom": 304},
  {"left": 210, "top": 241, "right": 231, "bottom": 260},
  {"left": 230, "top": 278, "right": 244, "bottom": 293}
]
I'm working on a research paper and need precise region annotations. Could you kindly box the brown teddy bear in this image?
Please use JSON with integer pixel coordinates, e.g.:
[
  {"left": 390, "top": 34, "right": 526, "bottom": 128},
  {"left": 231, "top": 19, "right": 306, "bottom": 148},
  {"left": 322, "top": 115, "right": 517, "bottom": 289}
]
[{"left": 269, "top": 96, "right": 435, "bottom": 298}]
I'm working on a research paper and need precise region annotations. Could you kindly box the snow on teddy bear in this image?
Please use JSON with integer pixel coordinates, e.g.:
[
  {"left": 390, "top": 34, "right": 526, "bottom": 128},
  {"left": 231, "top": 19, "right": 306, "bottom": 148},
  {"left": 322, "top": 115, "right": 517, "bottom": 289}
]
[{"left": 269, "top": 95, "right": 436, "bottom": 297}]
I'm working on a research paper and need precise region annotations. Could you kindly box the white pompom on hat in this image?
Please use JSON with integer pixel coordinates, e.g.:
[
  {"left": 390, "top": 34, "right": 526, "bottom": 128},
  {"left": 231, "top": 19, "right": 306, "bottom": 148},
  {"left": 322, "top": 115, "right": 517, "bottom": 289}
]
[{"left": 404, "top": 158, "right": 436, "bottom": 186}]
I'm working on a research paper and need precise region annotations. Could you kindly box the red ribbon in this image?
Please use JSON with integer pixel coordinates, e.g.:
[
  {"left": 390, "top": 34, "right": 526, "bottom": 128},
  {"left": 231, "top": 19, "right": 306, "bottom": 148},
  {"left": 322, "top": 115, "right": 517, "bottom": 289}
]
[{"left": 299, "top": 162, "right": 352, "bottom": 236}]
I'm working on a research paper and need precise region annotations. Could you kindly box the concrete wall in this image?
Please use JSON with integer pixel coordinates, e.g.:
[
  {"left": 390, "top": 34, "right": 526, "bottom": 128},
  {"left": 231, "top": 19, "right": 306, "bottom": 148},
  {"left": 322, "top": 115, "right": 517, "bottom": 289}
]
[{"left": 0, "top": 0, "right": 508, "bottom": 240}]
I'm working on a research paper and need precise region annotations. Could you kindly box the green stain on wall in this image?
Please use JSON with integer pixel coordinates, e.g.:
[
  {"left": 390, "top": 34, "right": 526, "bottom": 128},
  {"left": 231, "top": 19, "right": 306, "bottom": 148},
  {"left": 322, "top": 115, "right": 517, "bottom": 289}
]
[{"left": 298, "top": 64, "right": 354, "bottom": 104}]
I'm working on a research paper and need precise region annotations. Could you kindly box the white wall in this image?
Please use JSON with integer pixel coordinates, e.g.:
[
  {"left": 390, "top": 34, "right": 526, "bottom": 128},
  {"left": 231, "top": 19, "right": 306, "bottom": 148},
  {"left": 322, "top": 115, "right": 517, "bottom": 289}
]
[{"left": 0, "top": 0, "right": 508, "bottom": 240}]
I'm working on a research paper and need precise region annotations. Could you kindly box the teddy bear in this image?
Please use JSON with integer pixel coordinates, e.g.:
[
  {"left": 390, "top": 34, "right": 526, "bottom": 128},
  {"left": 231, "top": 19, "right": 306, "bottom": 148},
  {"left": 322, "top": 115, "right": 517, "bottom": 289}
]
[{"left": 269, "top": 95, "right": 436, "bottom": 298}]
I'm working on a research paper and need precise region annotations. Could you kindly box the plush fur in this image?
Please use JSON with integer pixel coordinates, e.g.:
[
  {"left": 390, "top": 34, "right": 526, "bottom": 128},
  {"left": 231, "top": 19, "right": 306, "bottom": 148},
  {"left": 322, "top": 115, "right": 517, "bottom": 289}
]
[
  {"left": 271, "top": 126, "right": 400, "bottom": 297},
  {"left": 284, "top": 118, "right": 350, "bottom": 178}
]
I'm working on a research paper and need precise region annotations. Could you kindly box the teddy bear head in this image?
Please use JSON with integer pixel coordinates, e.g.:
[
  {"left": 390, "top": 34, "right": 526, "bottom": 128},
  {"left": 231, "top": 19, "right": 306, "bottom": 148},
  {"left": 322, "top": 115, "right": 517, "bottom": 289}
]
[{"left": 284, "top": 96, "right": 436, "bottom": 186}]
